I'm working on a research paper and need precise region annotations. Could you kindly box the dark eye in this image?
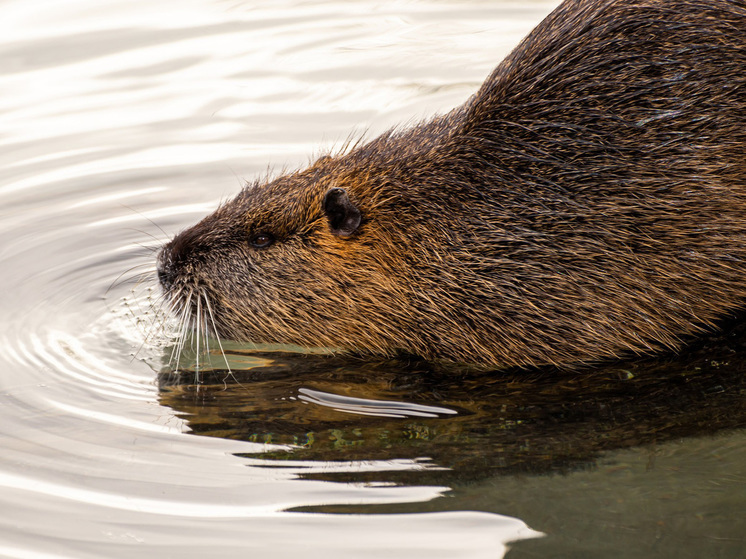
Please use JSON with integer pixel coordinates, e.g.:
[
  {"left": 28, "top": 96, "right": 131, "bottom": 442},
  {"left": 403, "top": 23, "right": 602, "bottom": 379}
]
[{"left": 249, "top": 232, "right": 274, "bottom": 249}]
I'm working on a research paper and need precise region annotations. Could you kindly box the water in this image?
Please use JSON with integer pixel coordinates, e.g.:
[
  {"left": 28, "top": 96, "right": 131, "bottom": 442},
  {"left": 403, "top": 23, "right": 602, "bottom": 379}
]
[{"left": 1, "top": 1, "right": 745, "bottom": 557}]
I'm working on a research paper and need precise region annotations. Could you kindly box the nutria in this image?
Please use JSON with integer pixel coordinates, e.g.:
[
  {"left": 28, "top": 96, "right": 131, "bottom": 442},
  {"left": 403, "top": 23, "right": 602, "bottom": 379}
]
[{"left": 156, "top": 0, "right": 746, "bottom": 369}]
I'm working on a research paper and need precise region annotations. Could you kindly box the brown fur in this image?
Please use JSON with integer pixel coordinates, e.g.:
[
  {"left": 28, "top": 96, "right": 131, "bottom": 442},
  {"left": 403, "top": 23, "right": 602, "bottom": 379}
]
[{"left": 157, "top": 0, "right": 746, "bottom": 369}]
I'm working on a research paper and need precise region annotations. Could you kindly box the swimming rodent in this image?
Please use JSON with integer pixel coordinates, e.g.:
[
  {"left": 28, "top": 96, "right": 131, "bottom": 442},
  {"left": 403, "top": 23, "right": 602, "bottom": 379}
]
[{"left": 156, "top": 0, "right": 746, "bottom": 369}]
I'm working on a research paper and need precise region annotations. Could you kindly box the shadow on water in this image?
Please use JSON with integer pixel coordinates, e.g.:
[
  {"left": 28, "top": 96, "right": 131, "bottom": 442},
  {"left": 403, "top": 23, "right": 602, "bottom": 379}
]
[{"left": 158, "top": 320, "right": 746, "bottom": 485}]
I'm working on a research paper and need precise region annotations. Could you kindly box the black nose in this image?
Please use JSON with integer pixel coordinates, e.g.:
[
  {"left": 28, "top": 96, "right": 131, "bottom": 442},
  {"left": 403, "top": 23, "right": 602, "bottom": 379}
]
[{"left": 156, "top": 244, "right": 176, "bottom": 290}]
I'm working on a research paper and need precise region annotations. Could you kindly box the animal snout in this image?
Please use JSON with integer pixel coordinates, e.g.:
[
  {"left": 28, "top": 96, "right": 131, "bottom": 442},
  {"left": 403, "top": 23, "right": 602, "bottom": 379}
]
[{"left": 156, "top": 244, "right": 177, "bottom": 290}]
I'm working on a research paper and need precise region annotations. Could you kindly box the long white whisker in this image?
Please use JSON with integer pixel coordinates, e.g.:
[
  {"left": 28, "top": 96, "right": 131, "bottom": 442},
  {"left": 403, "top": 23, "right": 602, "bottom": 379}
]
[
  {"left": 173, "top": 291, "right": 192, "bottom": 374},
  {"left": 203, "top": 294, "right": 245, "bottom": 391},
  {"left": 202, "top": 292, "right": 210, "bottom": 378},
  {"left": 167, "top": 290, "right": 186, "bottom": 366},
  {"left": 194, "top": 295, "right": 202, "bottom": 384}
]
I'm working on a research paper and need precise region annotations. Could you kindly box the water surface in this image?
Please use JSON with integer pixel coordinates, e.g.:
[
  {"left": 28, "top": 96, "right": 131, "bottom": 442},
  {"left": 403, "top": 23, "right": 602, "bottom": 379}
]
[{"left": 1, "top": 1, "right": 745, "bottom": 557}]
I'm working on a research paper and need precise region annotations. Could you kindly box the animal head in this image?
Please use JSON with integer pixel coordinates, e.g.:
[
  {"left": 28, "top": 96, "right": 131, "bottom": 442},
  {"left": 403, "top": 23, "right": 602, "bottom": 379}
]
[{"left": 156, "top": 149, "right": 426, "bottom": 357}]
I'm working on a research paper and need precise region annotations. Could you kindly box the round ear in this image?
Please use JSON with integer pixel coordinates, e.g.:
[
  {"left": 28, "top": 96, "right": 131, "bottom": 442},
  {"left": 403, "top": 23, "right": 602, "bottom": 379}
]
[{"left": 322, "top": 187, "right": 361, "bottom": 238}]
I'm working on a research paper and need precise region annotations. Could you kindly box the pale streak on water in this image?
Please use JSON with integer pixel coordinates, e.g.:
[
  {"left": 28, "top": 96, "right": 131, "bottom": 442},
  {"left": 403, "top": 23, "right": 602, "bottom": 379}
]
[{"left": 0, "top": 1, "right": 555, "bottom": 557}]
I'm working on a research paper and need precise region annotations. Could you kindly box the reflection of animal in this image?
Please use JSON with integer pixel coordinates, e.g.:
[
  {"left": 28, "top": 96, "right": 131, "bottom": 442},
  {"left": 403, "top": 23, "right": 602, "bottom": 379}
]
[{"left": 157, "top": 0, "right": 746, "bottom": 369}]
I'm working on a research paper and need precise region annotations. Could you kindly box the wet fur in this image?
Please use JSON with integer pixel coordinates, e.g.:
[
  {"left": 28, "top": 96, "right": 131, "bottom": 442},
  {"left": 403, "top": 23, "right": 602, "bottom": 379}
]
[{"left": 158, "top": 0, "right": 746, "bottom": 369}]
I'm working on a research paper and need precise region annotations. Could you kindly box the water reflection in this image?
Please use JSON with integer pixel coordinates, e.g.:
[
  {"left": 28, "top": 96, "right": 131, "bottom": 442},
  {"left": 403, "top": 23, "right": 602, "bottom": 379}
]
[
  {"left": 159, "top": 320, "right": 746, "bottom": 487},
  {"left": 155, "top": 321, "right": 746, "bottom": 556}
]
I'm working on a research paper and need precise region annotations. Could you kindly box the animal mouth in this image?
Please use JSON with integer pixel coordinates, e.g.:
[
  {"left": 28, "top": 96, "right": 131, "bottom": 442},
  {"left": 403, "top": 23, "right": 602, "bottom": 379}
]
[
  {"left": 162, "top": 282, "right": 223, "bottom": 334},
  {"left": 157, "top": 278, "right": 238, "bottom": 376}
]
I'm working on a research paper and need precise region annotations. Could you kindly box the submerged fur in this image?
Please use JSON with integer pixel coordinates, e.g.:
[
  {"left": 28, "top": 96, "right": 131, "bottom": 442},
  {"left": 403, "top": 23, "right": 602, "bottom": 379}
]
[{"left": 158, "top": 0, "right": 746, "bottom": 369}]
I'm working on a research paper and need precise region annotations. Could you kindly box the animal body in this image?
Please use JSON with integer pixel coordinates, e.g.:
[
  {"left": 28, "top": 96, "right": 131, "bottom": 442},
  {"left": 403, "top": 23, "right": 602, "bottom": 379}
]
[{"left": 157, "top": 0, "right": 746, "bottom": 369}]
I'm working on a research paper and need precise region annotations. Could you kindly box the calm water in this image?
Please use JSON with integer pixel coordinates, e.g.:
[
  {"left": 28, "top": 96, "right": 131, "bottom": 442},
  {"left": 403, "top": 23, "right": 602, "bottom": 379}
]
[{"left": 1, "top": 1, "right": 745, "bottom": 557}]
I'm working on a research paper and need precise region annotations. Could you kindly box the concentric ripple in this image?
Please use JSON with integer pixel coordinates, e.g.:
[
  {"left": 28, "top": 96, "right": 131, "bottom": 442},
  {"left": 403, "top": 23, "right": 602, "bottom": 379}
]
[{"left": 0, "top": 1, "right": 557, "bottom": 556}]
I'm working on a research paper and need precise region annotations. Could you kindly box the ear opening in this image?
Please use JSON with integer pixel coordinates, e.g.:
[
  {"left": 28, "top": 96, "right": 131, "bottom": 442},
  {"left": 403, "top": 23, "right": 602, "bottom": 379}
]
[{"left": 323, "top": 187, "right": 361, "bottom": 238}]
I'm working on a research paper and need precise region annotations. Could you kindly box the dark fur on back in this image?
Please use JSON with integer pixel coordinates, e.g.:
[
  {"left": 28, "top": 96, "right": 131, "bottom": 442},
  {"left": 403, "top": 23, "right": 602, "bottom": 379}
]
[{"left": 158, "top": 0, "right": 746, "bottom": 369}]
